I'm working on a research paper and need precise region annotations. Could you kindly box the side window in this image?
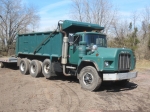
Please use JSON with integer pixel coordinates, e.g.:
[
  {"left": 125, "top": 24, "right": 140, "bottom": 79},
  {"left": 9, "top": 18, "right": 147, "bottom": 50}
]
[
  {"left": 74, "top": 35, "right": 81, "bottom": 45},
  {"left": 69, "top": 34, "right": 82, "bottom": 45}
]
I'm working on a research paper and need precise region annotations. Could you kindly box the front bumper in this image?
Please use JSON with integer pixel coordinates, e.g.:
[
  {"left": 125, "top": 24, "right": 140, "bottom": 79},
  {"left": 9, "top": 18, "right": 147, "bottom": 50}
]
[{"left": 103, "top": 72, "right": 138, "bottom": 81}]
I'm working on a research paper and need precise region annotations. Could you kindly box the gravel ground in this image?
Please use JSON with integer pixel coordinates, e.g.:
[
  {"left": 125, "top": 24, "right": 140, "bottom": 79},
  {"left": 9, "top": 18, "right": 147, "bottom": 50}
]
[{"left": 0, "top": 66, "right": 150, "bottom": 112}]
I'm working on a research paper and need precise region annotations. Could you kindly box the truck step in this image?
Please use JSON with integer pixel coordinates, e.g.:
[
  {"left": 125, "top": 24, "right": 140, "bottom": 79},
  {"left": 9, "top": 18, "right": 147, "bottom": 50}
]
[{"left": 66, "top": 66, "right": 76, "bottom": 69}]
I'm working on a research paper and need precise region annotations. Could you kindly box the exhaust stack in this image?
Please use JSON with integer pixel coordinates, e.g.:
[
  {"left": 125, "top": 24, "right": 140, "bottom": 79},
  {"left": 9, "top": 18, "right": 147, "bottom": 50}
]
[{"left": 59, "top": 20, "right": 71, "bottom": 76}]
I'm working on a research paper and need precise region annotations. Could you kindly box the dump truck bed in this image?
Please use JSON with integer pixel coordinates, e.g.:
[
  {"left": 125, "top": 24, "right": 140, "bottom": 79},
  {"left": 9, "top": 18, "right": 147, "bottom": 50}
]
[{"left": 15, "top": 32, "right": 63, "bottom": 58}]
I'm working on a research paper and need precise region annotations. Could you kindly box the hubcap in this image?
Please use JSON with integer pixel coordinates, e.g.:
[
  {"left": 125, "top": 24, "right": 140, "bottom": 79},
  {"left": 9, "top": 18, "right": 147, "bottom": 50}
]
[
  {"left": 31, "top": 64, "right": 36, "bottom": 74},
  {"left": 20, "top": 62, "right": 25, "bottom": 71},
  {"left": 44, "top": 64, "right": 50, "bottom": 74},
  {"left": 83, "top": 73, "right": 93, "bottom": 85}
]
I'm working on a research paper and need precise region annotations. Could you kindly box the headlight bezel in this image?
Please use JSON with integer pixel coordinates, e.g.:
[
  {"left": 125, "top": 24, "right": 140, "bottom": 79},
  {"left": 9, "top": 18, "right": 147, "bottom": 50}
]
[{"left": 104, "top": 61, "right": 114, "bottom": 68}]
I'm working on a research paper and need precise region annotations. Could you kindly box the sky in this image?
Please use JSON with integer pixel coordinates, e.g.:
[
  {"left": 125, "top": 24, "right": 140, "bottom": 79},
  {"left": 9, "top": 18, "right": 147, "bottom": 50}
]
[{"left": 24, "top": 0, "right": 150, "bottom": 31}]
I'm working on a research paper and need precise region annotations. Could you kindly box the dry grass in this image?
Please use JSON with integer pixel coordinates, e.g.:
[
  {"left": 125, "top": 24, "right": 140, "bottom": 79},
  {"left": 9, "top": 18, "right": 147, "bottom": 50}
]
[{"left": 136, "top": 59, "right": 150, "bottom": 71}]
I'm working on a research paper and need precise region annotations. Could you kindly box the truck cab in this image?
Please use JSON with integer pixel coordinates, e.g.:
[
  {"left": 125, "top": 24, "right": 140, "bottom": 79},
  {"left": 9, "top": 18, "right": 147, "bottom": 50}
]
[
  {"left": 69, "top": 32, "right": 107, "bottom": 65},
  {"left": 67, "top": 30, "right": 137, "bottom": 91}
]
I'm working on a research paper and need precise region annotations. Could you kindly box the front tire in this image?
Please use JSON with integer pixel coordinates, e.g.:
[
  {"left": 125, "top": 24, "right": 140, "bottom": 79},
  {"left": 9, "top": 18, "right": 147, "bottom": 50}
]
[
  {"left": 29, "top": 60, "right": 42, "bottom": 77},
  {"left": 19, "top": 59, "right": 30, "bottom": 75},
  {"left": 79, "top": 66, "right": 102, "bottom": 91}
]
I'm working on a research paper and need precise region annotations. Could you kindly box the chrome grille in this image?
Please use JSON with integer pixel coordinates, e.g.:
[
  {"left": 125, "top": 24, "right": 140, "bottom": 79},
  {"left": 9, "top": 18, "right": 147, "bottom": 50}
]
[{"left": 118, "top": 53, "right": 131, "bottom": 71}]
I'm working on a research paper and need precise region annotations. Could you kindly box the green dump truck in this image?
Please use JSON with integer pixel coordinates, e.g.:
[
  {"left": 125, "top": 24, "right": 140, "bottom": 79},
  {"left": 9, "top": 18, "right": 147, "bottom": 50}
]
[{"left": 16, "top": 20, "right": 137, "bottom": 91}]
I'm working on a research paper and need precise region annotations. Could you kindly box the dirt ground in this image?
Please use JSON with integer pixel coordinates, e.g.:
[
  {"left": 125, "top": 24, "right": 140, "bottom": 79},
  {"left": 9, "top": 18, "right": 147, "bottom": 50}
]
[{"left": 0, "top": 66, "right": 150, "bottom": 112}]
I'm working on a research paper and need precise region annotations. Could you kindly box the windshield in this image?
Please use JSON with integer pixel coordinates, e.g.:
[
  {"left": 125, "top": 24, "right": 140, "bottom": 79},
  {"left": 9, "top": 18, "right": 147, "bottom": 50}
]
[{"left": 84, "top": 34, "right": 107, "bottom": 47}]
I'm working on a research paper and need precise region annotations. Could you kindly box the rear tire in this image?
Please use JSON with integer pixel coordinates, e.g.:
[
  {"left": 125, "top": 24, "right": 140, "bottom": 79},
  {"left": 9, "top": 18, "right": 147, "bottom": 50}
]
[
  {"left": 29, "top": 60, "right": 42, "bottom": 77},
  {"left": 79, "top": 66, "right": 102, "bottom": 91},
  {"left": 19, "top": 59, "right": 30, "bottom": 75},
  {"left": 42, "top": 59, "right": 52, "bottom": 79}
]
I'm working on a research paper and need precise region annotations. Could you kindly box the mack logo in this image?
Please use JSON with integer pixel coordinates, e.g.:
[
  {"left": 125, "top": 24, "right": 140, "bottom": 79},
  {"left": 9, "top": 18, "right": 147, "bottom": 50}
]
[{"left": 121, "top": 51, "right": 129, "bottom": 54}]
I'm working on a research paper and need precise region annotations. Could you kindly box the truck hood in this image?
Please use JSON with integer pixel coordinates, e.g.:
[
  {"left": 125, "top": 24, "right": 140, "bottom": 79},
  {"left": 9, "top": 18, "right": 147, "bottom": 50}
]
[
  {"left": 81, "top": 47, "right": 135, "bottom": 72},
  {"left": 95, "top": 47, "right": 132, "bottom": 58}
]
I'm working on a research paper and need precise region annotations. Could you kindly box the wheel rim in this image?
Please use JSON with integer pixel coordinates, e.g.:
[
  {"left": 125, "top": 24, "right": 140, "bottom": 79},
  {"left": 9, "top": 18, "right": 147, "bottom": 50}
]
[
  {"left": 31, "top": 64, "right": 36, "bottom": 74},
  {"left": 44, "top": 63, "right": 50, "bottom": 74},
  {"left": 83, "top": 72, "right": 93, "bottom": 85},
  {"left": 20, "top": 62, "right": 25, "bottom": 71}
]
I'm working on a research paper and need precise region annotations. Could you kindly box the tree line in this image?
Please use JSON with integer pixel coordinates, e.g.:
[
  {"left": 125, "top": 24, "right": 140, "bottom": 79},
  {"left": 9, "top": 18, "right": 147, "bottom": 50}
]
[
  {"left": 71, "top": 0, "right": 150, "bottom": 60},
  {"left": 0, "top": 0, "right": 39, "bottom": 55},
  {"left": 0, "top": 0, "right": 150, "bottom": 60}
]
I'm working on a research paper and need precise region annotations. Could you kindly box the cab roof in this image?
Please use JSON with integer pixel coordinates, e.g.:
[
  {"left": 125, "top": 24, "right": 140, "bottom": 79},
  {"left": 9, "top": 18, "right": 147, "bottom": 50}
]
[
  {"left": 62, "top": 20, "right": 104, "bottom": 32},
  {"left": 75, "top": 32, "right": 106, "bottom": 36}
]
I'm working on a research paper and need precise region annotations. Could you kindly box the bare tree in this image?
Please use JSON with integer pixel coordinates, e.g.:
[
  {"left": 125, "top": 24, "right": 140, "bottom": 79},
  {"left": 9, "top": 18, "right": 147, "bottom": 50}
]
[
  {"left": 110, "top": 19, "right": 130, "bottom": 47},
  {"left": 139, "top": 6, "right": 150, "bottom": 59},
  {"left": 131, "top": 11, "right": 139, "bottom": 29},
  {"left": 0, "top": 0, "right": 40, "bottom": 53},
  {"left": 71, "top": 0, "right": 84, "bottom": 22},
  {"left": 71, "top": 0, "right": 117, "bottom": 34},
  {"left": 71, "top": 0, "right": 150, "bottom": 59}
]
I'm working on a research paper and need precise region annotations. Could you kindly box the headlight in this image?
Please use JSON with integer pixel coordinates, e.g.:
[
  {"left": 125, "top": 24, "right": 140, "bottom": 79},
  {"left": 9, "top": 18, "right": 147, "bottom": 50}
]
[
  {"left": 92, "top": 45, "right": 98, "bottom": 52},
  {"left": 104, "top": 61, "right": 109, "bottom": 67}
]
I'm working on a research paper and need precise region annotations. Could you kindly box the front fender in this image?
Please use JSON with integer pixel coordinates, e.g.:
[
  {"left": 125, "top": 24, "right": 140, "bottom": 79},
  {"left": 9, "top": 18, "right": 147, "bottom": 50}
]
[{"left": 78, "top": 60, "right": 99, "bottom": 71}]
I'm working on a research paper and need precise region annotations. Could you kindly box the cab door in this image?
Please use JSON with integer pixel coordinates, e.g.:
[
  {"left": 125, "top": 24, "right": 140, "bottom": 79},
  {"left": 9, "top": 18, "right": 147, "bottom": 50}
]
[{"left": 68, "top": 35, "right": 81, "bottom": 64}]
